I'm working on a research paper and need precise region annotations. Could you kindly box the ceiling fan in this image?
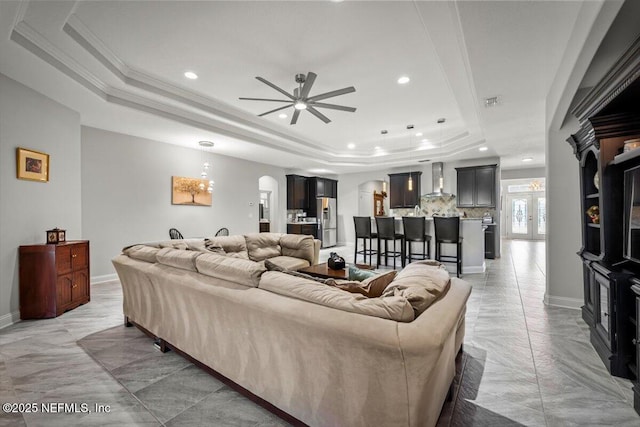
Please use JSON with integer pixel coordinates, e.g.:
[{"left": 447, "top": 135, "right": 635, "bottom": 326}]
[{"left": 239, "top": 72, "right": 356, "bottom": 125}]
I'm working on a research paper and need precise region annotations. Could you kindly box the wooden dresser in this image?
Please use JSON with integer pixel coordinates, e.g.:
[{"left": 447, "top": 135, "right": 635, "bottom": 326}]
[{"left": 19, "top": 240, "right": 90, "bottom": 319}]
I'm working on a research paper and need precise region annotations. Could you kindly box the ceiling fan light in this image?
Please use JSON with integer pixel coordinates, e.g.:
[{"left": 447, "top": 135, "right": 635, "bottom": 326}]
[{"left": 294, "top": 101, "right": 307, "bottom": 110}]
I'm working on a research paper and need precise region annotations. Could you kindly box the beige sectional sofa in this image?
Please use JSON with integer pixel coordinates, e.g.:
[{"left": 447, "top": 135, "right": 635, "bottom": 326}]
[{"left": 112, "top": 232, "right": 471, "bottom": 427}]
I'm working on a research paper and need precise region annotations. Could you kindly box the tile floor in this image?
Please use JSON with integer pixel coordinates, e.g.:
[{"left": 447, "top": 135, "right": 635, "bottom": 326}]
[{"left": 1, "top": 240, "right": 639, "bottom": 426}]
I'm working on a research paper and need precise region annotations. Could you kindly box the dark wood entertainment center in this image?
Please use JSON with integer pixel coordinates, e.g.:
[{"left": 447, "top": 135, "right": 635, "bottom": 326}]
[{"left": 567, "top": 35, "right": 640, "bottom": 413}]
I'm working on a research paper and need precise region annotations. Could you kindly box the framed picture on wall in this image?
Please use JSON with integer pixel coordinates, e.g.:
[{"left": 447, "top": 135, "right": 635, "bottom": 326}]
[
  {"left": 172, "top": 176, "right": 212, "bottom": 206},
  {"left": 16, "top": 147, "right": 49, "bottom": 182}
]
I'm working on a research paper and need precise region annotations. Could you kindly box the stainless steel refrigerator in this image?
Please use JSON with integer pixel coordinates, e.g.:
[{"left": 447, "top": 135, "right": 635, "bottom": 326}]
[{"left": 318, "top": 197, "right": 337, "bottom": 248}]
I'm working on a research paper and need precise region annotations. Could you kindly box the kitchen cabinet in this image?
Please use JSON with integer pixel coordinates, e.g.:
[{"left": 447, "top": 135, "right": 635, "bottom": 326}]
[
  {"left": 287, "top": 223, "right": 319, "bottom": 239},
  {"left": 484, "top": 224, "right": 496, "bottom": 259},
  {"left": 455, "top": 165, "right": 496, "bottom": 208},
  {"left": 389, "top": 172, "right": 422, "bottom": 208},
  {"left": 310, "top": 177, "right": 337, "bottom": 198},
  {"left": 19, "top": 241, "right": 90, "bottom": 319},
  {"left": 286, "top": 174, "right": 308, "bottom": 210}
]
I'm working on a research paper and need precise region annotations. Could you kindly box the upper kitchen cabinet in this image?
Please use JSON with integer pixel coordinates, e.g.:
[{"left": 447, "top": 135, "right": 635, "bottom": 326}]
[
  {"left": 310, "top": 177, "right": 338, "bottom": 198},
  {"left": 389, "top": 172, "right": 422, "bottom": 208},
  {"left": 286, "top": 174, "right": 308, "bottom": 210},
  {"left": 456, "top": 165, "right": 497, "bottom": 208}
]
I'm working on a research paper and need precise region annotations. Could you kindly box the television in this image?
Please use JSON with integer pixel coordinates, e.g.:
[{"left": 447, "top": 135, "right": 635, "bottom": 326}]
[{"left": 624, "top": 164, "right": 640, "bottom": 263}]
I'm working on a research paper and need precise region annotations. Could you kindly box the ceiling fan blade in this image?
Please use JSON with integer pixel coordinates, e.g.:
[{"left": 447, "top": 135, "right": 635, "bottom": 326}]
[
  {"left": 299, "top": 72, "right": 317, "bottom": 99},
  {"left": 308, "top": 102, "right": 356, "bottom": 112},
  {"left": 306, "top": 106, "right": 331, "bottom": 123},
  {"left": 258, "top": 104, "right": 293, "bottom": 117},
  {"left": 239, "top": 97, "right": 293, "bottom": 103},
  {"left": 290, "top": 109, "right": 301, "bottom": 125},
  {"left": 307, "top": 86, "right": 355, "bottom": 102},
  {"left": 255, "top": 77, "right": 295, "bottom": 100}
]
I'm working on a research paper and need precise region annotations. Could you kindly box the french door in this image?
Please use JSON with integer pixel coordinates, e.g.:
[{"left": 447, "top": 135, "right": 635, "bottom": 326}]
[{"left": 506, "top": 193, "right": 546, "bottom": 240}]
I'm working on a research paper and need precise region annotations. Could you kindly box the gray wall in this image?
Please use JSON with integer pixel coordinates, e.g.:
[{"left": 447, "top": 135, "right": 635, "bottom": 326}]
[
  {"left": 501, "top": 167, "right": 545, "bottom": 180},
  {"left": 81, "top": 127, "right": 287, "bottom": 279},
  {"left": 0, "top": 74, "right": 82, "bottom": 326},
  {"left": 545, "top": 119, "right": 582, "bottom": 308}
]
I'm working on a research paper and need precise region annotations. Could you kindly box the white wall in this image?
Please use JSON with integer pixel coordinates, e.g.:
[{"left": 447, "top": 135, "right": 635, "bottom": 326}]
[
  {"left": 81, "top": 126, "right": 287, "bottom": 280},
  {"left": 0, "top": 74, "right": 82, "bottom": 326}
]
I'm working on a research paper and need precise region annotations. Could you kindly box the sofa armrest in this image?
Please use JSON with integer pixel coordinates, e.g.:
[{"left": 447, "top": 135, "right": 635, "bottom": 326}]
[{"left": 313, "top": 239, "right": 321, "bottom": 265}]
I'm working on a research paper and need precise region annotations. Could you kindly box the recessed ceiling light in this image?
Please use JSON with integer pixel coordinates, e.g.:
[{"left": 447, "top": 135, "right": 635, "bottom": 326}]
[
  {"left": 374, "top": 146, "right": 382, "bottom": 150},
  {"left": 278, "top": 113, "right": 288, "bottom": 119},
  {"left": 397, "top": 76, "right": 410, "bottom": 85},
  {"left": 347, "top": 143, "right": 356, "bottom": 149},
  {"left": 421, "top": 139, "right": 429, "bottom": 143},
  {"left": 522, "top": 157, "right": 533, "bottom": 162},
  {"left": 479, "top": 146, "right": 488, "bottom": 152},
  {"left": 184, "top": 71, "right": 198, "bottom": 80},
  {"left": 415, "top": 132, "right": 423, "bottom": 137}
]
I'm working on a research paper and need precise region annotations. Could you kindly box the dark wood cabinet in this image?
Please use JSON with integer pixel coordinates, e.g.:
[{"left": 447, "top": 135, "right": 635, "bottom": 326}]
[
  {"left": 19, "top": 240, "right": 90, "bottom": 319},
  {"left": 456, "top": 165, "right": 496, "bottom": 208},
  {"left": 259, "top": 222, "right": 270, "bottom": 233},
  {"left": 389, "top": 172, "right": 421, "bottom": 208},
  {"left": 566, "top": 35, "right": 640, "bottom": 396},
  {"left": 287, "top": 223, "right": 319, "bottom": 239},
  {"left": 484, "top": 224, "right": 496, "bottom": 259},
  {"left": 286, "top": 174, "right": 308, "bottom": 210},
  {"left": 309, "top": 177, "right": 337, "bottom": 198}
]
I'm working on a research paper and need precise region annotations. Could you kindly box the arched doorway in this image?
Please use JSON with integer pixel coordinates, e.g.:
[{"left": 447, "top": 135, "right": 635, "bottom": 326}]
[{"left": 259, "top": 175, "right": 279, "bottom": 232}]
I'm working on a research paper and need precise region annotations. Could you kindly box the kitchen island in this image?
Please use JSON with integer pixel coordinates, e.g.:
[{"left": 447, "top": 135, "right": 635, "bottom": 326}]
[{"left": 372, "top": 217, "right": 486, "bottom": 274}]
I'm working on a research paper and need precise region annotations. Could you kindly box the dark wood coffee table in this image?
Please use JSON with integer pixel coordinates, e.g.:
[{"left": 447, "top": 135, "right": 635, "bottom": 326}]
[{"left": 298, "top": 263, "right": 374, "bottom": 280}]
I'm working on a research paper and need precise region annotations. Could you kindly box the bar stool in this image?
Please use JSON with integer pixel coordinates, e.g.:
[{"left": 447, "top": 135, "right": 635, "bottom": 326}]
[
  {"left": 375, "top": 217, "right": 405, "bottom": 269},
  {"left": 402, "top": 217, "right": 432, "bottom": 264},
  {"left": 433, "top": 216, "right": 463, "bottom": 277},
  {"left": 353, "top": 216, "right": 377, "bottom": 265}
]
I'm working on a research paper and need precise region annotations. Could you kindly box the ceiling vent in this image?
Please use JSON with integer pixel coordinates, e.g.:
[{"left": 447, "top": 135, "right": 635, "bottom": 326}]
[{"left": 484, "top": 96, "right": 500, "bottom": 107}]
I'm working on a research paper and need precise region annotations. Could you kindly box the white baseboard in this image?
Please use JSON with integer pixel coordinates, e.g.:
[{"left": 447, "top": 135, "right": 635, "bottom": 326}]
[
  {"left": 91, "top": 273, "right": 118, "bottom": 285},
  {"left": 0, "top": 311, "right": 21, "bottom": 330},
  {"left": 544, "top": 294, "right": 582, "bottom": 310}
]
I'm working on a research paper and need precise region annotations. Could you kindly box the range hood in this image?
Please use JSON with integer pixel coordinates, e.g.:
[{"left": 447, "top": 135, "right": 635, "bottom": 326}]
[{"left": 425, "top": 162, "right": 454, "bottom": 198}]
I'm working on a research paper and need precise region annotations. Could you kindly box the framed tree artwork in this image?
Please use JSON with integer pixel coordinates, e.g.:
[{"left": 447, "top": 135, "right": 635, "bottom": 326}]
[{"left": 172, "top": 176, "right": 212, "bottom": 206}]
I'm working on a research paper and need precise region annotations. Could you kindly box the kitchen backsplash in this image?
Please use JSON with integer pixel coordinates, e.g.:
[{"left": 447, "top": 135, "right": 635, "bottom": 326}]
[{"left": 390, "top": 195, "right": 496, "bottom": 219}]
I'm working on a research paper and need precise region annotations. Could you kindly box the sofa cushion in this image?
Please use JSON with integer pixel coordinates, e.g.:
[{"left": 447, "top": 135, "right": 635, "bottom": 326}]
[
  {"left": 280, "top": 234, "right": 315, "bottom": 265},
  {"left": 203, "top": 238, "right": 226, "bottom": 255},
  {"left": 382, "top": 261, "right": 451, "bottom": 316},
  {"left": 332, "top": 270, "right": 397, "bottom": 298},
  {"left": 156, "top": 248, "right": 201, "bottom": 271},
  {"left": 204, "top": 235, "right": 249, "bottom": 259},
  {"left": 266, "top": 256, "right": 311, "bottom": 271},
  {"left": 196, "top": 252, "right": 266, "bottom": 288},
  {"left": 259, "top": 271, "right": 414, "bottom": 322},
  {"left": 244, "top": 233, "right": 283, "bottom": 261},
  {"left": 123, "top": 245, "right": 160, "bottom": 263},
  {"left": 158, "top": 241, "right": 190, "bottom": 250}
]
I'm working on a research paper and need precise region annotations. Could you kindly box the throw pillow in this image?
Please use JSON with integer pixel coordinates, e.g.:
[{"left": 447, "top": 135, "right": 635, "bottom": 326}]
[
  {"left": 204, "top": 238, "right": 226, "bottom": 255},
  {"left": 329, "top": 270, "right": 397, "bottom": 298},
  {"left": 348, "top": 264, "right": 377, "bottom": 281}
]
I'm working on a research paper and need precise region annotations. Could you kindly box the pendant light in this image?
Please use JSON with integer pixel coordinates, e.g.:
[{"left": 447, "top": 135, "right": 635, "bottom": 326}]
[
  {"left": 407, "top": 125, "right": 414, "bottom": 191},
  {"left": 381, "top": 130, "right": 388, "bottom": 193},
  {"left": 198, "top": 141, "right": 215, "bottom": 193}
]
